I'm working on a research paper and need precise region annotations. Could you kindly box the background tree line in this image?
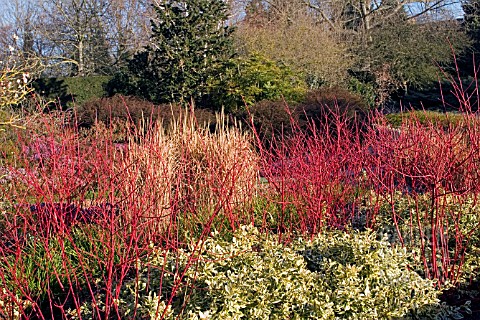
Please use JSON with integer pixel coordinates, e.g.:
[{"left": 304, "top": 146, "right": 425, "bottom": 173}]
[{"left": 0, "top": 0, "right": 479, "bottom": 116}]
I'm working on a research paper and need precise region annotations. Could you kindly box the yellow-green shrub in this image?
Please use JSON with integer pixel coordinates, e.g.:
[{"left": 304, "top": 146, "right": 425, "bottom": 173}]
[
  {"left": 384, "top": 110, "right": 469, "bottom": 129},
  {"left": 71, "top": 226, "right": 453, "bottom": 319},
  {"left": 297, "top": 230, "right": 439, "bottom": 319},
  {"left": 210, "top": 52, "right": 307, "bottom": 111}
]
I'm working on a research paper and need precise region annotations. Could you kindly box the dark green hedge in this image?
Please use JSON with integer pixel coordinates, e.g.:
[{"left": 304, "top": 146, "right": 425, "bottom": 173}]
[
  {"left": 63, "top": 76, "right": 111, "bottom": 107},
  {"left": 33, "top": 76, "right": 112, "bottom": 109},
  {"left": 384, "top": 110, "right": 466, "bottom": 129}
]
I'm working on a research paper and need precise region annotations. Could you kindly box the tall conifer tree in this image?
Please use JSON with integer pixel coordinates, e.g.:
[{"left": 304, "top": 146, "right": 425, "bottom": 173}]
[
  {"left": 463, "top": 0, "right": 480, "bottom": 32},
  {"left": 463, "top": 0, "right": 480, "bottom": 60},
  {"left": 128, "top": 0, "right": 234, "bottom": 104}
]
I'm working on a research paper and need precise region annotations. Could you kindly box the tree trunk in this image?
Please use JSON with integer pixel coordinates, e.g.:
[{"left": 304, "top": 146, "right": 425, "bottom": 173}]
[{"left": 78, "top": 38, "right": 85, "bottom": 76}]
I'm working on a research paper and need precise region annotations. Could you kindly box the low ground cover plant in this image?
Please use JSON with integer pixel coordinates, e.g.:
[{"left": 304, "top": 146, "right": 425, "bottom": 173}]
[{"left": 68, "top": 225, "right": 449, "bottom": 320}]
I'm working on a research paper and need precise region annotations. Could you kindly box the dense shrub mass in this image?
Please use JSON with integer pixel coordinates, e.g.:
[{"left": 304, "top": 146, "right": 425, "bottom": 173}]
[
  {"left": 63, "top": 76, "right": 111, "bottom": 107},
  {"left": 1, "top": 1, "right": 480, "bottom": 317},
  {"left": 32, "top": 76, "right": 111, "bottom": 109},
  {"left": 77, "top": 94, "right": 159, "bottom": 128},
  {"left": 296, "top": 230, "right": 449, "bottom": 319},
  {"left": 210, "top": 53, "right": 307, "bottom": 111},
  {"left": 69, "top": 226, "right": 446, "bottom": 319},
  {"left": 77, "top": 95, "right": 218, "bottom": 142},
  {"left": 238, "top": 99, "right": 298, "bottom": 140},
  {"left": 238, "top": 86, "right": 371, "bottom": 141},
  {"left": 298, "top": 87, "right": 371, "bottom": 132},
  {"left": 78, "top": 95, "right": 217, "bottom": 128},
  {"left": 1, "top": 103, "right": 480, "bottom": 318}
]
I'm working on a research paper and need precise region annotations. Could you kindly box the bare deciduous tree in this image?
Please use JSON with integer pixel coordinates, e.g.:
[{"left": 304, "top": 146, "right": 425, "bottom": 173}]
[
  {"left": 301, "top": 0, "right": 459, "bottom": 32},
  {"left": 236, "top": 7, "right": 352, "bottom": 88},
  {"left": 0, "top": 0, "right": 152, "bottom": 77}
]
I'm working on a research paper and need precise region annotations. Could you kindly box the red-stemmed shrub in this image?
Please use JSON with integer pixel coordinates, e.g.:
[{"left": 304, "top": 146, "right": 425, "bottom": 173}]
[
  {"left": 254, "top": 106, "right": 369, "bottom": 237},
  {"left": 0, "top": 108, "right": 259, "bottom": 319},
  {"left": 254, "top": 82, "right": 480, "bottom": 289}
]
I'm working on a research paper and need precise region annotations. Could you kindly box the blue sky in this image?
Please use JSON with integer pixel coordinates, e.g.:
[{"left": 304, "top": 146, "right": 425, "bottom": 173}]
[{"left": 407, "top": 1, "right": 465, "bottom": 19}]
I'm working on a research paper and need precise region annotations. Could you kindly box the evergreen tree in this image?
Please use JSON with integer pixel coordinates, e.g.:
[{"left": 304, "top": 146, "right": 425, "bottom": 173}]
[
  {"left": 463, "top": 0, "right": 480, "bottom": 33},
  {"left": 456, "top": 0, "right": 480, "bottom": 79},
  {"left": 463, "top": 0, "right": 480, "bottom": 57},
  {"left": 128, "top": 0, "right": 234, "bottom": 104}
]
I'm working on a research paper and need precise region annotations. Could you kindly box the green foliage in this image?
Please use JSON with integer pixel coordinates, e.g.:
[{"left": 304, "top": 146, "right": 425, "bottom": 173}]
[
  {"left": 0, "top": 109, "right": 15, "bottom": 130},
  {"left": 72, "top": 226, "right": 447, "bottom": 319},
  {"left": 5, "top": 236, "right": 75, "bottom": 298},
  {"left": 297, "top": 230, "right": 441, "bottom": 319},
  {"left": 32, "top": 77, "right": 71, "bottom": 108},
  {"left": 461, "top": 0, "right": 480, "bottom": 77},
  {"left": 348, "top": 77, "right": 377, "bottom": 109},
  {"left": 181, "top": 226, "right": 331, "bottom": 319},
  {"left": 32, "top": 76, "right": 111, "bottom": 109},
  {"left": 463, "top": 0, "right": 480, "bottom": 35},
  {"left": 0, "top": 223, "right": 130, "bottom": 318},
  {"left": 211, "top": 53, "right": 307, "bottom": 111},
  {"left": 0, "top": 109, "right": 22, "bottom": 166},
  {"left": 1, "top": 225, "right": 113, "bottom": 298},
  {"left": 63, "top": 76, "right": 111, "bottom": 107},
  {"left": 104, "top": 69, "right": 138, "bottom": 98},
  {"left": 384, "top": 111, "right": 467, "bottom": 129},
  {"left": 127, "top": 0, "right": 234, "bottom": 104},
  {"left": 362, "top": 19, "right": 469, "bottom": 92}
]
